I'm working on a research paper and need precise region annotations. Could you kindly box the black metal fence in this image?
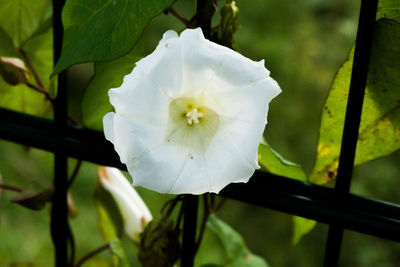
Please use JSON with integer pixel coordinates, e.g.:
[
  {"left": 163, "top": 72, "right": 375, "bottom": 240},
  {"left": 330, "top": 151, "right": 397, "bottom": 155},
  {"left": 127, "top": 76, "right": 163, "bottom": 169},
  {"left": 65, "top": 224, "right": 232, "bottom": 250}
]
[{"left": 1, "top": 0, "right": 399, "bottom": 266}]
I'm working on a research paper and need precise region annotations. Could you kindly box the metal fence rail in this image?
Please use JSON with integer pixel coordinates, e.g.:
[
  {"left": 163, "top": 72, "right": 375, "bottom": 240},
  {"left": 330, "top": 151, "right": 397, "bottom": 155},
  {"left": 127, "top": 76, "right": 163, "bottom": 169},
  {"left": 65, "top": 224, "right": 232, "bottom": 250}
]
[{"left": 0, "top": 0, "right": 397, "bottom": 266}]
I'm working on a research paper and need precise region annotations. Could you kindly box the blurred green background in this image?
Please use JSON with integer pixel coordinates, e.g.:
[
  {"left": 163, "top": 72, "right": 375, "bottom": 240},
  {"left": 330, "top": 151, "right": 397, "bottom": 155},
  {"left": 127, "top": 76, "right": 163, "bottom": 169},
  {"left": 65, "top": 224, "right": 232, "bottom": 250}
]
[{"left": 1, "top": 0, "right": 400, "bottom": 266}]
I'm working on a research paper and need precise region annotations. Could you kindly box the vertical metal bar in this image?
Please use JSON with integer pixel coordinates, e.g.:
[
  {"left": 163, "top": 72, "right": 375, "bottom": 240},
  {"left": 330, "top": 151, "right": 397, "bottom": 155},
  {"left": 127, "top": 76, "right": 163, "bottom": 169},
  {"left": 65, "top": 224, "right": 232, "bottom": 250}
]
[
  {"left": 181, "top": 195, "right": 199, "bottom": 267},
  {"left": 323, "top": 0, "right": 378, "bottom": 266},
  {"left": 180, "top": 1, "right": 213, "bottom": 266},
  {"left": 51, "top": 0, "right": 68, "bottom": 266}
]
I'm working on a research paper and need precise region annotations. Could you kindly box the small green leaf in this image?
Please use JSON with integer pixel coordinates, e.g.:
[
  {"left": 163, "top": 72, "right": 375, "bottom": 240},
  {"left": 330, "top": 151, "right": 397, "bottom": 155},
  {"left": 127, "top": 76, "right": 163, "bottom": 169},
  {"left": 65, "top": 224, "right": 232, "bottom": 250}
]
[
  {"left": 81, "top": 51, "right": 141, "bottom": 130},
  {"left": 109, "top": 238, "right": 130, "bottom": 267},
  {"left": 206, "top": 215, "right": 269, "bottom": 267},
  {"left": 94, "top": 186, "right": 124, "bottom": 243},
  {"left": 292, "top": 216, "right": 316, "bottom": 246},
  {"left": 258, "top": 143, "right": 316, "bottom": 245},
  {"left": 0, "top": 0, "right": 51, "bottom": 46},
  {"left": 258, "top": 142, "right": 306, "bottom": 181},
  {"left": 310, "top": 19, "right": 400, "bottom": 184},
  {"left": 54, "top": 0, "right": 175, "bottom": 74}
]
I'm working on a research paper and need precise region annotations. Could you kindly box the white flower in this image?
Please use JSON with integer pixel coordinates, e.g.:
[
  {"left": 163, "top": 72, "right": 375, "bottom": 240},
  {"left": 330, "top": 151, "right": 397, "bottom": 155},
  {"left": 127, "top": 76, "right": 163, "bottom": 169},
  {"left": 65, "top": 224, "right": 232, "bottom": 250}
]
[
  {"left": 103, "top": 28, "right": 281, "bottom": 195},
  {"left": 98, "top": 166, "right": 152, "bottom": 242}
]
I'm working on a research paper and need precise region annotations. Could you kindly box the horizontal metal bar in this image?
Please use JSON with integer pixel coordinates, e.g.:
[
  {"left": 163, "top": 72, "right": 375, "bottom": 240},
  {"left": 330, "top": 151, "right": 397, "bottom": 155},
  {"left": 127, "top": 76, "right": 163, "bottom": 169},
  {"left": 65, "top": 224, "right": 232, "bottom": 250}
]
[{"left": 0, "top": 107, "right": 399, "bottom": 241}]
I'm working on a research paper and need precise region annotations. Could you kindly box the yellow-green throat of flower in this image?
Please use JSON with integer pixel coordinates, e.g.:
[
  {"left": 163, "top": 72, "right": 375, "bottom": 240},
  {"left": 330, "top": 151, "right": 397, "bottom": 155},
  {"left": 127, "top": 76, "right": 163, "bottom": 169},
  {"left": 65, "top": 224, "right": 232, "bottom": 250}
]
[{"left": 166, "top": 96, "right": 219, "bottom": 153}]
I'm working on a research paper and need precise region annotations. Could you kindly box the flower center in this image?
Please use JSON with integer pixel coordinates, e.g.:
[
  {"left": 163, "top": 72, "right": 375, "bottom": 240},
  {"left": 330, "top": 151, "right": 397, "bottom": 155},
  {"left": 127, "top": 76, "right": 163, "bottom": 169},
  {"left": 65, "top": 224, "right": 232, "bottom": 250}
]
[
  {"left": 186, "top": 108, "right": 203, "bottom": 125},
  {"left": 166, "top": 96, "right": 219, "bottom": 153}
]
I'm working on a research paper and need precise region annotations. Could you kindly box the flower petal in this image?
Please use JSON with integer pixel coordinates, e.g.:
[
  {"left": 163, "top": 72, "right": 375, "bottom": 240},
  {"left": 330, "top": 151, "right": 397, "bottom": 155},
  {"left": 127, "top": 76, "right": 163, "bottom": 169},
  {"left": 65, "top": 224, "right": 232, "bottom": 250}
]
[
  {"left": 105, "top": 113, "right": 165, "bottom": 165},
  {"left": 126, "top": 143, "right": 191, "bottom": 194},
  {"left": 203, "top": 132, "right": 257, "bottom": 193},
  {"left": 180, "top": 28, "right": 271, "bottom": 95},
  {"left": 108, "top": 68, "right": 170, "bottom": 125},
  {"left": 103, "top": 112, "right": 115, "bottom": 144},
  {"left": 135, "top": 30, "right": 183, "bottom": 96},
  {"left": 211, "top": 77, "right": 281, "bottom": 124}
]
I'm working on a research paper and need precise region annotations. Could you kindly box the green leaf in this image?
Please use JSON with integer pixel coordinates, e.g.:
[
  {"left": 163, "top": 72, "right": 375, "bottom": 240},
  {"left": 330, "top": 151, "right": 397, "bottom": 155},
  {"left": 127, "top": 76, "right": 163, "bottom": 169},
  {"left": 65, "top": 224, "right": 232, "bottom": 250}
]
[
  {"left": 81, "top": 51, "right": 141, "bottom": 130},
  {"left": 0, "top": 0, "right": 51, "bottom": 46},
  {"left": 109, "top": 238, "right": 130, "bottom": 267},
  {"left": 310, "top": 19, "right": 400, "bottom": 184},
  {"left": 206, "top": 215, "right": 269, "bottom": 267},
  {"left": 0, "top": 28, "right": 19, "bottom": 57},
  {"left": 54, "top": 0, "right": 176, "bottom": 74},
  {"left": 0, "top": 29, "right": 52, "bottom": 116},
  {"left": 292, "top": 216, "right": 316, "bottom": 245},
  {"left": 377, "top": 0, "right": 400, "bottom": 23},
  {"left": 258, "top": 142, "right": 316, "bottom": 246},
  {"left": 258, "top": 142, "right": 307, "bottom": 181},
  {"left": 94, "top": 186, "right": 124, "bottom": 243}
]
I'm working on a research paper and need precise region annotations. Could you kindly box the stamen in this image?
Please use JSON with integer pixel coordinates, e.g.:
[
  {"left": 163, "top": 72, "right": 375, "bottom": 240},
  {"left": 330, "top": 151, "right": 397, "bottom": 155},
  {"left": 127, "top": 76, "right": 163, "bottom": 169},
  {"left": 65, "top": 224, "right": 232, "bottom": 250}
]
[{"left": 186, "top": 108, "right": 203, "bottom": 125}]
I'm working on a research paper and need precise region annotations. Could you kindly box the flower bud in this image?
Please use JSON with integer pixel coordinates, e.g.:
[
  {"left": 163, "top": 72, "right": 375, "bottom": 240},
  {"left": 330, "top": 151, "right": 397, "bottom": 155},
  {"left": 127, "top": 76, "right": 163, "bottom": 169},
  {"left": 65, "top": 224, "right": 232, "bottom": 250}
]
[{"left": 98, "top": 166, "right": 152, "bottom": 242}]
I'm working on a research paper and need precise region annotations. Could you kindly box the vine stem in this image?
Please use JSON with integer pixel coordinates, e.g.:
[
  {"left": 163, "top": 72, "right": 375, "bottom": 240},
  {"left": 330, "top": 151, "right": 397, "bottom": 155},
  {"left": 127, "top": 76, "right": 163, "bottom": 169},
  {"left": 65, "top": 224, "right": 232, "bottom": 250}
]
[
  {"left": 67, "top": 160, "right": 83, "bottom": 188},
  {"left": 165, "top": 7, "right": 190, "bottom": 26},
  {"left": 26, "top": 82, "right": 52, "bottom": 100},
  {"left": 74, "top": 244, "right": 110, "bottom": 267},
  {"left": 195, "top": 194, "right": 210, "bottom": 252},
  {"left": 18, "top": 48, "right": 46, "bottom": 90},
  {"left": 0, "top": 184, "right": 22, "bottom": 193}
]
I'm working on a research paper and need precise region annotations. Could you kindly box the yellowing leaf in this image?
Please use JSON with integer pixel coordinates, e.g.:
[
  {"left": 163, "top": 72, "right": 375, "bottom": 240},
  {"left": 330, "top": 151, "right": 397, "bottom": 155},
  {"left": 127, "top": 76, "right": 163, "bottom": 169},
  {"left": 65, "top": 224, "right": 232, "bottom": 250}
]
[
  {"left": 206, "top": 215, "right": 270, "bottom": 267},
  {"left": 310, "top": 19, "right": 400, "bottom": 184}
]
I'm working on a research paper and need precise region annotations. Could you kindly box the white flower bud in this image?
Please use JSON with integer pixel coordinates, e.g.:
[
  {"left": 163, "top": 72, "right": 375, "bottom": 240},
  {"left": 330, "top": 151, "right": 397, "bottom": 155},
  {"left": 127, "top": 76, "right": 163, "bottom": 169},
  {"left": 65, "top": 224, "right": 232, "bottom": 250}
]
[{"left": 98, "top": 167, "right": 152, "bottom": 242}]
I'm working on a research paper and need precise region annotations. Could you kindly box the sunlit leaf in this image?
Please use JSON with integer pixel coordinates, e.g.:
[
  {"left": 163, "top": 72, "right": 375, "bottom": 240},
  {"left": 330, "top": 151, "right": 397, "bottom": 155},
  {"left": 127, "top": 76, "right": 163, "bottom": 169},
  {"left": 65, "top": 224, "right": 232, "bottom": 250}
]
[
  {"left": 81, "top": 51, "right": 141, "bottom": 130},
  {"left": 206, "top": 215, "right": 269, "bottom": 267},
  {"left": 310, "top": 19, "right": 400, "bottom": 184},
  {"left": 377, "top": 0, "right": 400, "bottom": 22},
  {"left": 258, "top": 142, "right": 306, "bottom": 181},
  {"left": 0, "top": 0, "right": 51, "bottom": 46},
  {"left": 0, "top": 29, "right": 52, "bottom": 116},
  {"left": 54, "top": 0, "right": 175, "bottom": 74}
]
